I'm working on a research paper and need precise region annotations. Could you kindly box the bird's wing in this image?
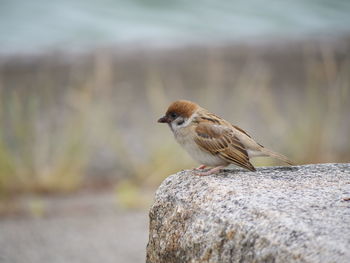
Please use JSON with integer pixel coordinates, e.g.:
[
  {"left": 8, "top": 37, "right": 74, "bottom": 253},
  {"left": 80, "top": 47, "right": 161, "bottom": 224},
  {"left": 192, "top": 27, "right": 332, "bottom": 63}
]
[{"left": 194, "top": 123, "right": 256, "bottom": 171}]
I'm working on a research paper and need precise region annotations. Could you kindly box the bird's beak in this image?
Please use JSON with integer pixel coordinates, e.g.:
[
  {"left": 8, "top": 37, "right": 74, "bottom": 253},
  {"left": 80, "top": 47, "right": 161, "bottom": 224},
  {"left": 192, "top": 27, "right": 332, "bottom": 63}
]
[{"left": 158, "top": 116, "right": 170, "bottom": 123}]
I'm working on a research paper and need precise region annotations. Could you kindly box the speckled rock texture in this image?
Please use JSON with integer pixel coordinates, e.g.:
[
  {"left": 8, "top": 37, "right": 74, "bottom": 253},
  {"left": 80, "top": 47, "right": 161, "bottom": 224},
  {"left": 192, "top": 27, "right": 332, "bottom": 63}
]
[{"left": 146, "top": 163, "right": 350, "bottom": 263}]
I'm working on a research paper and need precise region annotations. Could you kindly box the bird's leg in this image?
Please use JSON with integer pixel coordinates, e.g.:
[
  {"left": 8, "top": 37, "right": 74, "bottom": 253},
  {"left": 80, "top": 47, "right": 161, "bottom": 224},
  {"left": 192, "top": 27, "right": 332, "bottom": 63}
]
[
  {"left": 194, "top": 166, "right": 225, "bottom": 176},
  {"left": 195, "top": 165, "right": 207, "bottom": 170}
]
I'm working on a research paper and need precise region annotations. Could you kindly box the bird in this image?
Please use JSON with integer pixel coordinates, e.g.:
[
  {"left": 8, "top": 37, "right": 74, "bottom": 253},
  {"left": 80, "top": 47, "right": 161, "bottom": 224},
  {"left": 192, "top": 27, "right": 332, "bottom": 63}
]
[{"left": 158, "top": 100, "right": 294, "bottom": 176}]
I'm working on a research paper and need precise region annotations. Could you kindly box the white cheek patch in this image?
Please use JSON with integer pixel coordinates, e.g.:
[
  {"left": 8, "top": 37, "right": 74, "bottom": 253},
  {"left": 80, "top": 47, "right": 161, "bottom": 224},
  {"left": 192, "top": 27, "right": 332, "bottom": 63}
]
[
  {"left": 179, "top": 113, "right": 198, "bottom": 127},
  {"left": 171, "top": 112, "right": 198, "bottom": 131},
  {"left": 176, "top": 119, "right": 187, "bottom": 128},
  {"left": 170, "top": 122, "right": 176, "bottom": 131}
]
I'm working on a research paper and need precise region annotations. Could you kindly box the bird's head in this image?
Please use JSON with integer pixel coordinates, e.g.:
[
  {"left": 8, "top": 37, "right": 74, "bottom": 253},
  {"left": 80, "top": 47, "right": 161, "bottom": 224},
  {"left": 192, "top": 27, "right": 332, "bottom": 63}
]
[{"left": 158, "top": 100, "right": 199, "bottom": 131}]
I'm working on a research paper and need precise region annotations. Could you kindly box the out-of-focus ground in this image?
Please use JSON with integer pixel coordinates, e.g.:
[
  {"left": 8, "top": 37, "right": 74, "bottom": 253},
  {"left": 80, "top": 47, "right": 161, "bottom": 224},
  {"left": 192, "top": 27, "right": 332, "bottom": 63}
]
[{"left": 0, "top": 190, "right": 149, "bottom": 263}]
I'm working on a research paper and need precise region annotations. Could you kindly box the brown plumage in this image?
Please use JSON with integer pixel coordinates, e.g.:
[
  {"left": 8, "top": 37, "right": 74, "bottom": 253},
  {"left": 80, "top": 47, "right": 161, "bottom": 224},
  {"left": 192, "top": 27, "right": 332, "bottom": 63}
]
[
  {"left": 194, "top": 122, "right": 256, "bottom": 171},
  {"left": 166, "top": 100, "right": 198, "bottom": 119}
]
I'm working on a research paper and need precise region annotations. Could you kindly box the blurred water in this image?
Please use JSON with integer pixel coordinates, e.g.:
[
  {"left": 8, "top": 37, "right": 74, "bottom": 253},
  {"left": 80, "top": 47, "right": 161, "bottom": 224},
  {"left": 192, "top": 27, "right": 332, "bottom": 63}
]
[{"left": 1, "top": 0, "right": 350, "bottom": 54}]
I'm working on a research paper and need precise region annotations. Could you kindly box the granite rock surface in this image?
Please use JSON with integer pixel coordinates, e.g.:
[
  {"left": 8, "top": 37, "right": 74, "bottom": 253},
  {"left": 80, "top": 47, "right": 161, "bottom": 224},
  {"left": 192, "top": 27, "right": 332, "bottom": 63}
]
[{"left": 147, "top": 163, "right": 350, "bottom": 263}]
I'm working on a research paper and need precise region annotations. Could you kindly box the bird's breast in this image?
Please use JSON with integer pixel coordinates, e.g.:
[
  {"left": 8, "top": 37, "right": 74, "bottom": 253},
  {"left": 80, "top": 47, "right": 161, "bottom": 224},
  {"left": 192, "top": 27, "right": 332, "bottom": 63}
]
[{"left": 173, "top": 128, "right": 227, "bottom": 167}]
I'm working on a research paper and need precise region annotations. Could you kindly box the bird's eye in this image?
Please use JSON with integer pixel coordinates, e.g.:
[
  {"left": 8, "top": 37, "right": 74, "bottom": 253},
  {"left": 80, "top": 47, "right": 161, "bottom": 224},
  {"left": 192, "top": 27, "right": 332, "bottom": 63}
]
[{"left": 170, "top": 112, "right": 177, "bottom": 118}]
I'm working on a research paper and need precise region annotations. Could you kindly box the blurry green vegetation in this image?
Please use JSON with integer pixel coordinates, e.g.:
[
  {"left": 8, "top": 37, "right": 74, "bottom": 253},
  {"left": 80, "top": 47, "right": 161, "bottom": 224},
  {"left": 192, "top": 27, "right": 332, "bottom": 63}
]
[
  {"left": 0, "top": 89, "right": 87, "bottom": 195},
  {"left": 0, "top": 41, "right": 349, "bottom": 206}
]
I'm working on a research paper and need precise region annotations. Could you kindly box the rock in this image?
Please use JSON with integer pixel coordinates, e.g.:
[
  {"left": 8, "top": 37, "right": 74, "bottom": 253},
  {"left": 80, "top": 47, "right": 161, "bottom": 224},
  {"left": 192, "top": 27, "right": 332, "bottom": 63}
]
[{"left": 146, "top": 163, "right": 350, "bottom": 263}]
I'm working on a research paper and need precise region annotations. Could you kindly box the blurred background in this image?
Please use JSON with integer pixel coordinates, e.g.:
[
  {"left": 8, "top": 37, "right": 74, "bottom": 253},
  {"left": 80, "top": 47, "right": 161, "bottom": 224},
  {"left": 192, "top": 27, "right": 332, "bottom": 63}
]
[{"left": 1, "top": 0, "right": 350, "bottom": 262}]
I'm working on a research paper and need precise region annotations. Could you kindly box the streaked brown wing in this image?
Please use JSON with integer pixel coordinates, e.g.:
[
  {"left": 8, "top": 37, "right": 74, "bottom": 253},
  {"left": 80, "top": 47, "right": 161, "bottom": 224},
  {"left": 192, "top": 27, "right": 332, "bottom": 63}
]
[{"left": 194, "top": 123, "right": 256, "bottom": 171}]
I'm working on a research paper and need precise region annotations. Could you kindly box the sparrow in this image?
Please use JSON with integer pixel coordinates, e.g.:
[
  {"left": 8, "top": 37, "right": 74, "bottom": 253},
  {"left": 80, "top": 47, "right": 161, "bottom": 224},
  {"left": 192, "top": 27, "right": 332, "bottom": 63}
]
[{"left": 158, "top": 100, "right": 294, "bottom": 176}]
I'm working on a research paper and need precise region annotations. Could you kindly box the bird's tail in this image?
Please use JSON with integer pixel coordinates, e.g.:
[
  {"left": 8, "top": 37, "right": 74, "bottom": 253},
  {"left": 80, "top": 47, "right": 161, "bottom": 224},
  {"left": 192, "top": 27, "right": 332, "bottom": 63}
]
[{"left": 260, "top": 147, "right": 294, "bottom": 165}]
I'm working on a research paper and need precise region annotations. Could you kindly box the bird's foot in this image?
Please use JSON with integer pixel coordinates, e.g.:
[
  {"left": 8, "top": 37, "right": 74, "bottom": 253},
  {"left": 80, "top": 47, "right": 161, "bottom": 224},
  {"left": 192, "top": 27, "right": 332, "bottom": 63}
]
[
  {"left": 194, "top": 166, "right": 225, "bottom": 176},
  {"left": 195, "top": 165, "right": 207, "bottom": 170}
]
